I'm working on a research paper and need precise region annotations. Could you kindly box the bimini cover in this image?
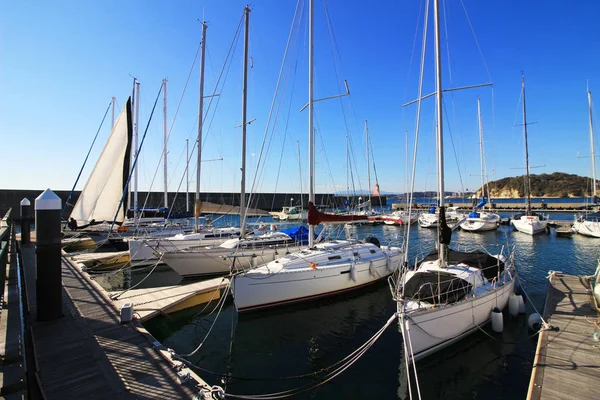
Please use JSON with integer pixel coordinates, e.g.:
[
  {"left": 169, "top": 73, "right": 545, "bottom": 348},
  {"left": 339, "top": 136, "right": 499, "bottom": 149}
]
[
  {"left": 468, "top": 211, "right": 480, "bottom": 218},
  {"left": 419, "top": 249, "right": 504, "bottom": 281},
  {"left": 280, "top": 225, "right": 310, "bottom": 244},
  {"left": 403, "top": 271, "right": 472, "bottom": 304}
]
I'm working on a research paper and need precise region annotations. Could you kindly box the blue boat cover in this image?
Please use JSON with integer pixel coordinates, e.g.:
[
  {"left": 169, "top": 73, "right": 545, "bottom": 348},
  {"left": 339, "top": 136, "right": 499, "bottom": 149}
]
[
  {"left": 280, "top": 225, "right": 311, "bottom": 244},
  {"left": 476, "top": 197, "right": 487, "bottom": 209},
  {"left": 469, "top": 211, "right": 480, "bottom": 218},
  {"left": 429, "top": 207, "right": 436, "bottom": 214}
]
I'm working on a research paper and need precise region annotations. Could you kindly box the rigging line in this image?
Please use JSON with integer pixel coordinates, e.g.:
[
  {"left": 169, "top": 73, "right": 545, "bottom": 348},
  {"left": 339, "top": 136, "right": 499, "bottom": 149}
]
[
  {"left": 250, "top": 12, "right": 303, "bottom": 211},
  {"left": 459, "top": 0, "right": 493, "bottom": 83},
  {"left": 63, "top": 101, "right": 112, "bottom": 217},
  {"left": 111, "top": 83, "right": 163, "bottom": 232},
  {"left": 401, "top": 0, "right": 430, "bottom": 271},
  {"left": 322, "top": 0, "right": 364, "bottom": 191},
  {"left": 246, "top": 0, "right": 303, "bottom": 217},
  {"left": 442, "top": 97, "right": 466, "bottom": 194}
]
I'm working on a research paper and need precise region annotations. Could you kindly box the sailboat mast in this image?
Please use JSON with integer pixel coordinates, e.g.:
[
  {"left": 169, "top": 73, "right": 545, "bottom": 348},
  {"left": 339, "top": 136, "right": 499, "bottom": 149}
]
[
  {"left": 297, "top": 141, "right": 304, "bottom": 210},
  {"left": 111, "top": 96, "right": 116, "bottom": 128},
  {"left": 240, "top": 5, "right": 250, "bottom": 239},
  {"left": 163, "top": 78, "right": 168, "bottom": 210},
  {"left": 195, "top": 23, "right": 207, "bottom": 232},
  {"left": 346, "top": 135, "right": 350, "bottom": 202},
  {"left": 433, "top": 0, "right": 445, "bottom": 261},
  {"left": 522, "top": 74, "right": 532, "bottom": 215},
  {"left": 588, "top": 89, "right": 597, "bottom": 199},
  {"left": 366, "top": 120, "right": 372, "bottom": 208},
  {"left": 133, "top": 80, "right": 140, "bottom": 223},
  {"left": 405, "top": 131, "right": 409, "bottom": 205},
  {"left": 308, "top": 0, "right": 315, "bottom": 248},
  {"left": 477, "top": 98, "right": 485, "bottom": 206},
  {"left": 186, "top": 139, "right": 190, "bottom": 213}
]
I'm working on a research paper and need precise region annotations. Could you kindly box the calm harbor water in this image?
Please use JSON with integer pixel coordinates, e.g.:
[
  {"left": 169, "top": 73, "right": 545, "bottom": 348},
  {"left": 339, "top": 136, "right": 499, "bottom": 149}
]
[{"left": 96, "top": 211, "right": 599, "bottom": 399}]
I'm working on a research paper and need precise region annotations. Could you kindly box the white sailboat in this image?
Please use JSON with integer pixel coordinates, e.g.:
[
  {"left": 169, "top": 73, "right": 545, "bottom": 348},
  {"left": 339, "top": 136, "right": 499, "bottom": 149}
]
[
  {"left": 395, "top": 0, "right": 516, "bottom": 362},
  {"left": 572, "top": 88, "right": 600, "bottom": 237},
  {"left": 510, "top": 74, "right": 548, "bottom": 235},
  {"left": 70, "top": 97, "right": 133, "bottom": 228},
  {"left": 461, "top": 98, "right": 500, "bottom": 232},
  {"left": 231, "top": 0, "right": 402, "bottom": 313}
]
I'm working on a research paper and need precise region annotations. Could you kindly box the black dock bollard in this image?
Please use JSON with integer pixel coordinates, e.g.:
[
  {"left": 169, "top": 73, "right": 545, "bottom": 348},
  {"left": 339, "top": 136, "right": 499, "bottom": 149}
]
[
  {"left": 20, "top": 198, "right": 31, "bottom": 245},
  {"left": 35, "top": 189, "right": 63, "bottom": 321}
]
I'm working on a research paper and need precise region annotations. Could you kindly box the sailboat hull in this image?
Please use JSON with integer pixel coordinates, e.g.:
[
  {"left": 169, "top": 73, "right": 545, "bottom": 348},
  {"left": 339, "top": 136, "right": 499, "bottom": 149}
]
[
  {"left": 511, "top": 217, "right": 548, "bottom": 235},
  {"left": 400, "top": 277, "right": 515, "bottom": 361},
  {"left": 232, "top": 248, "right": 402, "bottom": 312},
  {"left": 572, "top": 220, "right": 600, "bottom": 238},
  {"left": 460, "top": 215, "right": 499, "bottom": 232},
  {"left": 163, "top": 244, "right": 305, "bottom": 278}
]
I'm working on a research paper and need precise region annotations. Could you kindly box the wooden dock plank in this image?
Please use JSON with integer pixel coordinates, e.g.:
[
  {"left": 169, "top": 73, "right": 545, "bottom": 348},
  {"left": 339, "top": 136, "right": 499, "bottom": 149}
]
[
  {"left": 527, "top": 273, "right": 600, "bottom": 400},
  {"left": 20, "top": 245, "right": 204, "bottom": 399}
]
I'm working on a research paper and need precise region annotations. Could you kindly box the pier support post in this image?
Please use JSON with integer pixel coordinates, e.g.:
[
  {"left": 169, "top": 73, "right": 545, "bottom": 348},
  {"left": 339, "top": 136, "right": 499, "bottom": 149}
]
[
  {"left": 20, "top": 198, "right": 31, "bottom": 244},
  {"left": 35, "top": 189, "right": 63, "bottom": 321}
]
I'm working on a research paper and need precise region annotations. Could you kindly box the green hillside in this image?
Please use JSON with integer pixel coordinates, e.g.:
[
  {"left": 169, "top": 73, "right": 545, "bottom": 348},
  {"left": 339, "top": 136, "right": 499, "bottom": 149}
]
[{"left": 484, "top": 172, "right": 595, "bottom": 198}]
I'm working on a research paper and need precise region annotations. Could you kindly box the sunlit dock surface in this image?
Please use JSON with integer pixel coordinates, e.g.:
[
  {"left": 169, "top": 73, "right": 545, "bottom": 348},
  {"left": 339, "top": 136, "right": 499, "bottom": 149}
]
[{"left": 527, "top": 273, "right": 600, "bottom": 400}]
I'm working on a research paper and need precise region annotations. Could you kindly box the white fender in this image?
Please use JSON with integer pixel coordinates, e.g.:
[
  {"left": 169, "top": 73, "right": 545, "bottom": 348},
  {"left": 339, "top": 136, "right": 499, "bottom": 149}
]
[
  {"left": 350, "top": 264, "right": 357, "bottom": 282},
  {"left": 369, "top": 260, "right": 376, "bottom": 277}
]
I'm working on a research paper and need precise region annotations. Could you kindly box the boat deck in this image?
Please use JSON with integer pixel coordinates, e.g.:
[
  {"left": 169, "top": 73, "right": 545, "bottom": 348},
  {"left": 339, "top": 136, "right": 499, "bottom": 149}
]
[
  {"left": 527, "top": 273, "right": 600, "bottom": 400},
  {"left": 20, "top": 243, "right": 209, "bottom": 399}
]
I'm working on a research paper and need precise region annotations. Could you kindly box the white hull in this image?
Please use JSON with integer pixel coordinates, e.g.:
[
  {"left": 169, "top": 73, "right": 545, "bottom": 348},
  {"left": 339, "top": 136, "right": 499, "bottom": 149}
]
[
  {"left": 400, "top": 276, "right": 515, "bottom": 361},
  {"left": 232, "top": 243, "right": 402, "bottom": 312},
  {"left": 128, "top": 236, "right": 230, "bottom": 262},
  {"left": 511, "top": 216, "right": 548, "bottom": 235},
  {"left": 163, "top": 244, "right": 305, "bottom": 278},
  {"left": 572, "top": 220, "right": 600, "bottom": 238},
  {"left": 418, "top": 214, "right": 438, "bottom": 228},
  {"left": 460, "top": 214, "right": 499, "bottom": 232}
]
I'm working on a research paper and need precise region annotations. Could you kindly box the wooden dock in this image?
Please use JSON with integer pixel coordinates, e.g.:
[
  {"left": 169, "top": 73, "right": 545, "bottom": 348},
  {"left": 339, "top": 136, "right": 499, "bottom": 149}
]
[
  {"left": 18, "top": 241, "right": 211, "bottom": 398},
  {"left": 110, "top": 277, "right": 229, "bottom": 322},
  {"left": 527, "top": 273, "right": 600, "bottom": 400}
]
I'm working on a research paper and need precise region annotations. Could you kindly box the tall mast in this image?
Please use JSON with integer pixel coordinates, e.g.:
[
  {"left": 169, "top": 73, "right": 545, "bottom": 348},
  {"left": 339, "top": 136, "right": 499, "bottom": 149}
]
[
  {"left": 477, "top": 98, "right": 485, "bottom": 207},
  {"left": 186, "top": 139, "right": 190, "bottom": 213},
  {"left": 297, "top": 141, "right": 304, "bottom": 210},
  {"left": 588, "top": 89, "right": 597, "bottom": 200},
  {"left": 111, "top": 96, "right": 116, "bottom": 128},
  {"left": 163, "top": 78, "right": 168, "bottom": 210},
  {"left": 522, "top": 73, "right": 532, "bottom": 215},
  {"left": 195, "top": 23, "right": 207, "bottom": 232},
  {"left": 433, "top": 0, "right": 445, "bottom": 261},
  {"left": 308, "top": 0, "right": 315, "bottom": 248},
  {"left": 365, "top": 120, "right": 372, "bottom": 209},
  {"left": 346, "top": 135, "right": 350, "bottom": 202},
  {"left": 133, "top": 80, "right": 140, "bottom": 223},
  {"left": 240, "top": 5, "right": 250, "bottom": 239},
  {"left": 405, "top": 130, "right": 409, "bottom": 205}
]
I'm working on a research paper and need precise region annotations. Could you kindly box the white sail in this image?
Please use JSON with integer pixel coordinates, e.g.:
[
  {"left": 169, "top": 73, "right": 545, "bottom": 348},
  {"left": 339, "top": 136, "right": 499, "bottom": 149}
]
[{"left": 71, "top": 97, "right": 132, "bottom": 226}]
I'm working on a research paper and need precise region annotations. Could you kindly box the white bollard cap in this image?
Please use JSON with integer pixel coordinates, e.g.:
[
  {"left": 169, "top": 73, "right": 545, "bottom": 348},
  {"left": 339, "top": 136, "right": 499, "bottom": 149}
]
[
  {"left": 20, "top": 198, "right": 31, "bottom": 206},
  {"left": 35, "top": 189, "right": 62, "bottom": 210}
]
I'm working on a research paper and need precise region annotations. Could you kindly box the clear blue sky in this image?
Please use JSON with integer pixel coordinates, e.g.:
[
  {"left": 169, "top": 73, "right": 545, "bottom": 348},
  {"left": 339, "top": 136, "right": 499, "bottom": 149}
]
[{"left": 2, "top": 0, "right": 600, "bottom": 195}]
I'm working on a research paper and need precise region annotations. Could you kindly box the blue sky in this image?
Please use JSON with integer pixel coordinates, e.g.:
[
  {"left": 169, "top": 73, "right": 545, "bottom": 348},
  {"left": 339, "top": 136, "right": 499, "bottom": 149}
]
[{"left": 2, "top": 0, "right": 600, "bottom": 195}]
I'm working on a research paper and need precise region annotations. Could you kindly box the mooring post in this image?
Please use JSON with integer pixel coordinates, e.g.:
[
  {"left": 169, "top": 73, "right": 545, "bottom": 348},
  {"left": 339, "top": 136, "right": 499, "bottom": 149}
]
[
  {"left": 35, "top": 189, "right": 63, "bottom": 321},
  {"left": 20, "top": 198, "right": 31, "bottom": 245}
]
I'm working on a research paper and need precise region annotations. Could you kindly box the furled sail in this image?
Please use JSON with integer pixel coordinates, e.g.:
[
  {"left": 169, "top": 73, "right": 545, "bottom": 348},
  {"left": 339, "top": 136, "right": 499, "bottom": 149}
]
[{"left": 70, "top": 97, "right": 133, "bottom": 227}]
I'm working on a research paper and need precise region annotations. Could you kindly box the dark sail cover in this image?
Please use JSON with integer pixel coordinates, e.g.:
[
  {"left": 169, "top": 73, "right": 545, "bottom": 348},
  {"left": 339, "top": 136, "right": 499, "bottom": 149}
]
[
  {"left": 438, "top": 206, "right": 452, "bottom": 245},
  {"left": 419, "top": 249, "right": 504, "bottom": 281},
  {"left": 307, "top": 202, "right": 368, "bottom": 226},
  {"left": 403, "top": 271, "right": 472, "bottom": 304}
]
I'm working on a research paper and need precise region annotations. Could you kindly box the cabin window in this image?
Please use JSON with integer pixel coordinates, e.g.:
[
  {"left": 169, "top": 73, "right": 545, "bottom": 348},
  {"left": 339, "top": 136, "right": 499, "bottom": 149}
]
[
  {"left": 369, "top": 249, "right": 376, "bottom": 254},
  {"left": 353, "top": 252, "right": 360, "bottom": 257},
  {"left": 328, "top": 255, "right": 342, "bottom": 261}
]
